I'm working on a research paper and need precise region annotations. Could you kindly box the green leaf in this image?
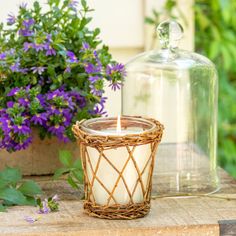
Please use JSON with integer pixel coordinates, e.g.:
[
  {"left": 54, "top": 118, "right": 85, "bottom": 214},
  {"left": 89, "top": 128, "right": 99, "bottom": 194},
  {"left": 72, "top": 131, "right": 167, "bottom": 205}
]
[
  {"left": 0, "top": 204, "right": 6, "bottom": 212},
  {"left": 25, "top": 196, "right": 37, "bottom": 206},
  {"left": 0, "top": 167, "right": 22, "bottom": 185},
  {"left": 53, "top": 167, "right": 71, "bottom": 179},
  {"left": 145, "top": 17, "right": 156, "bottom": 25},
  {"left": 73, "top": 158, "right": 83, "bottom": 170},
  {"left": 18, "top": 180, "right": 42, "bottom": 197},
  {"left": 0, "top": 188, "right": 27, "bottom": 205},
  {"left": 59, "top": 150, "right": 73, "bottom": 167},
  {"left": 209, "top": 41, "right": 220, "bottom": 59},
  {"left": 67, "top": 175, "right": 79, "bottom": 189},
  {"left": 0, "top": 179, "right": 9, "bottom": 189},
  {"left": 81, "top": 0, "right": 87, "bottom": 9},
  {"left": 72, "top": 170, "right": 83, "bottom": 184}
]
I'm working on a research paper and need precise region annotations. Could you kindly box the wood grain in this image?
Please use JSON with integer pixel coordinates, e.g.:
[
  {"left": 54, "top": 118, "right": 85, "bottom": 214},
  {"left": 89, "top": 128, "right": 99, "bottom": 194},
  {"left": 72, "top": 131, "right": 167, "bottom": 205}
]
[{"left": 0, "top": 169, "right": 235, "bottom": 236}]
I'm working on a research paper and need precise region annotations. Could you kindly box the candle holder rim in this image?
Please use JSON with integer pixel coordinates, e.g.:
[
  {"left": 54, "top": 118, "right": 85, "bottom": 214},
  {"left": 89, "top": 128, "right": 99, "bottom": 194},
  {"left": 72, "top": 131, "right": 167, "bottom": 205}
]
[{"left": 80, "top": 116, "right": 157, "bottom": 137}]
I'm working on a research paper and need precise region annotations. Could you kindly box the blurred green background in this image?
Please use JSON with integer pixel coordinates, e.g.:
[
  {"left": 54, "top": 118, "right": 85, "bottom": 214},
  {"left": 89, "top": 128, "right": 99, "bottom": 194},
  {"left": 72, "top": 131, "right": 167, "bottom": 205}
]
[{"left": 146, "top": 0, "right": 236, "bottom": 178}]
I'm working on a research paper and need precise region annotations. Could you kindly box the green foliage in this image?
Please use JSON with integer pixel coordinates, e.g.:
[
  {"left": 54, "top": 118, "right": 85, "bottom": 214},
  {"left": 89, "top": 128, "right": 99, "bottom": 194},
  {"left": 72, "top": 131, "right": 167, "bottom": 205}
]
[
  {"left": 54, "top": 150, "right": 83, "bottom": 189},
  {"left": 0, "top": 167, "right": 42, "bottom": 212},
  {"left": 145, "top": 0, "right": 236, "bottom": 178},
  {"left": 194, "top": 0, "right": 236, "bottom": 178}
]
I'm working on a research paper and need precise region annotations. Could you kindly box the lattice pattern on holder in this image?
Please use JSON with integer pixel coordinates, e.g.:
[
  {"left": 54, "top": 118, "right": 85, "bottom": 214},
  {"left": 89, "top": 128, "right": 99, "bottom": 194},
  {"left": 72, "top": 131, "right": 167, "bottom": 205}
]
[{"left": 72, "top": 116, "right": 164, "bottom": 220}]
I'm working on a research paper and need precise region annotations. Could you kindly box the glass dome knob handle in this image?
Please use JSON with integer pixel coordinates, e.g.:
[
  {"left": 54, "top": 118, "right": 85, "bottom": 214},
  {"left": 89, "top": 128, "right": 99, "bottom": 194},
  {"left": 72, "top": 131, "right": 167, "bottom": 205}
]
[{"left": 157, "top": 20, "right": 184, "bottom": 50}]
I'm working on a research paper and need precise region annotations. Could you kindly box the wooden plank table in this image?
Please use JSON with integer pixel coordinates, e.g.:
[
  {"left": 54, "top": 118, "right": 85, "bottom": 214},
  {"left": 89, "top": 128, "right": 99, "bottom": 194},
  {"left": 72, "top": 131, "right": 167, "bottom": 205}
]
[{"left": 0, "top": 169, "right": 235, "bottom": 236}]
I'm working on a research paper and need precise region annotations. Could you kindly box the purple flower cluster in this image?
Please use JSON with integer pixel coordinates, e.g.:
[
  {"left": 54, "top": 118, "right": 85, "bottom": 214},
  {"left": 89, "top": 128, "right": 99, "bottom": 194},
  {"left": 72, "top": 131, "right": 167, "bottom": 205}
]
[
  {"left": 19, "top": 18, "right": 34, "bottom": 37},
  {"left": 0, "top": 0, "right": 126, "bottom": 153},
  {"left": 106, "top": 63, "right": 126, "bottom": 91},
  {"left": 0, "top": 87, "right": 86, "bottom": 151},
  {"left": 23, "top": 34, "right": 56, "bottom": 56},
  {"left": 0, "top": 107, "right": 32, "bottom": 152}
]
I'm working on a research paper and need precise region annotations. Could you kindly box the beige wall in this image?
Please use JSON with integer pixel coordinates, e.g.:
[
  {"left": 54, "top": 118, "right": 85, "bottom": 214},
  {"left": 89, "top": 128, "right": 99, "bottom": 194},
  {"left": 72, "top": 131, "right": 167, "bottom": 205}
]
[{"left": 0, "top": 0, "right": 194, "bottom": 116}]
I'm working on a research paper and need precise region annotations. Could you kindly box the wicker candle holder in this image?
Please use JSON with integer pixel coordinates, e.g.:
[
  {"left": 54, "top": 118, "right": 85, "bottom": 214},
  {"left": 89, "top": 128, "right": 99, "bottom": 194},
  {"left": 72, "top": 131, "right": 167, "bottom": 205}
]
[{"left": 72, "top": 116, "right": 164, "bottom": 220}]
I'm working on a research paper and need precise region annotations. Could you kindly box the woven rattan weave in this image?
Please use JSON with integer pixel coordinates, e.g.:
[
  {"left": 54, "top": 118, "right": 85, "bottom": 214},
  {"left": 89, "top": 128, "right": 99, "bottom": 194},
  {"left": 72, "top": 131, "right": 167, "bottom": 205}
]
[{"left": 72, "top": 116, "right": 164, "bottom": 219}]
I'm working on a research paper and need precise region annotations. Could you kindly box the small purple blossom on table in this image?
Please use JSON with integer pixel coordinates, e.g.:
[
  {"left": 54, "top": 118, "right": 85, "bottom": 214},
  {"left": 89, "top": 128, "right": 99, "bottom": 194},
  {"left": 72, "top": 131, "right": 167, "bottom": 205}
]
[
  {"left": 24, "top": 216, "right": 39, "bottom": 224},
  {"left": 37, "top": 195, "right": 59, "bottom": 214}
]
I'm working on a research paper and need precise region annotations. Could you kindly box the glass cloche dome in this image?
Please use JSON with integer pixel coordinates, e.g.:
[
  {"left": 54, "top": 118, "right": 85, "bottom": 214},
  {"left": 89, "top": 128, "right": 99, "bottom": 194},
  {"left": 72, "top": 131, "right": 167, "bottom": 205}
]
[{"left": 122, "top": 20, "right": 219, "bottom": 196}]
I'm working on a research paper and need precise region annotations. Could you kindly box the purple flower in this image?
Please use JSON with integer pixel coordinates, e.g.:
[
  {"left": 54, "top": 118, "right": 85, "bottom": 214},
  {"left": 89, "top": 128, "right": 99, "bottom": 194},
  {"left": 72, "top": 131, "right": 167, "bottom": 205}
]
[
  {"left": 0, "top": 116, "right": 11, "bottom": 134},
  {"left": 7, "top": 13, "right": 16, "bottom": 25},
  {"left": 46, "top": 34, "right": 52, "bottom": 42},
  {"left": 89, "top": 84, "right": 103, "bottom": 97},
  {"left": 23, "top": 19, "right": 35, "bottom": 28},
  {"left": 64, "top": 66, "right": 71, "bottom": 73},
  {"left": 52, "top": 194, "right": 59, "bottom": 202},
  {"left": 109, "top": 81, "right": 123, "bottom": 91},
  {"left": 20, "top": 2, "right": 27, "bottom": 9},
  {"left": 15, "top": 137, "right": 32, "bottom": 150},
  {"left": 36, "top": 94, "right": 46, "bottom": 107},
  {"left": 12, "top": 125, "right": 31, "bottom": 135},
  {"left": 23, "top": 42, "right": 32, "bottom": 52},
  {"left": 44, "top": 43, "right": 56, "bottom": 56},
  {"left": 19, "top": 68, "right": 29, "bottom": 74},
  {"left": 7, "top": 101, "right": 14, "bottom": 108},
  {"left": 106, "top": 63, "right": 126, "bottom": 78},
  {"left": 69, "top": 91, "right": 86, "bottom": 109},
  {"left": 66, "top": 51, "right": 78, "bottom": 63},
  {"left": 32, "top": 43, "right": 45, "bottom": 52},
  {"left": 58, "top": 134, "right": 70, "bottom": 143},
  {"left": 31, "top": 67, "right": 46, "bottom": 75},
  {"left": 10, "top": 62, "right": 20, "bottom": 72},
  {"left": 48, "top": 125, "right": 65, "bottom": 136},
  {"left": 19, "top": 29, "right": 34, "bottom": 37},
  {"left": 82, "top": 42, "right": 90, "bottom": 50},
  {"left": 68, "top": 0, "right": 79, "bottom": 10},
  {"left": 24, "top": 216, "right": 38, "bottom": 224},
  {"left": 0, "top": 53, "right": 6, "bottom": 60},
  {"left": 18, "top": 98, "right": 30, "bottom": 107},
  {"left": 7, "top": 88, "right": 20, "bottom": 96},
  {"left": 31, "top": 113, "right": 47, "bottom": 125},
  {"left": 7, "top": 49, "right": 15, "bottom": 55},
  {"left": 88, "top": 76, "right": 100, "bottom": 84},
  {"left": 99, "top": 96, "right": 107, "bottom": 108},
  {"left": 91, "top": 104, "right": 107, "bottom": 117},
  {"left": 37, "top": 195, "right": 59, "bottom": 214},
  {"left": 38, "top": 199, "right": 50, "bottom": 214},
  {"left": 85, "top": 63, "right": 101, "bottom": 74}
]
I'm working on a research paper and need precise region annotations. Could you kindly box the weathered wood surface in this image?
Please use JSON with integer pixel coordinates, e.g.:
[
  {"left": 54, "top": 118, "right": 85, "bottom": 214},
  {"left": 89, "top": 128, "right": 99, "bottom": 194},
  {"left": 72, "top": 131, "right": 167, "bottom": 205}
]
[{"left": 0, "top": 169, "right": 236, "bottom": 236}]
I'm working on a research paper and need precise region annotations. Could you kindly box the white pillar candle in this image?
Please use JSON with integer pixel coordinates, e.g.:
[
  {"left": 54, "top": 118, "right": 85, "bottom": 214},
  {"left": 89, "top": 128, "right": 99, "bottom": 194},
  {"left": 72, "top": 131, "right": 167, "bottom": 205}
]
[{"left": 81, "top": 116, "right": 156, "bottom": 206}]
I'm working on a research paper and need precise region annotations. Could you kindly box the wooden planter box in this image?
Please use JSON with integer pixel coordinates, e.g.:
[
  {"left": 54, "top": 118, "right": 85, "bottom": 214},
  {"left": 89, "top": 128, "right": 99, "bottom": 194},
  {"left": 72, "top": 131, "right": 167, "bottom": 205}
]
[{"left": 0, "top": 131, "right": 79, "bottom": 176}]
